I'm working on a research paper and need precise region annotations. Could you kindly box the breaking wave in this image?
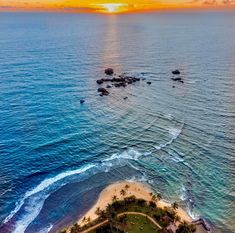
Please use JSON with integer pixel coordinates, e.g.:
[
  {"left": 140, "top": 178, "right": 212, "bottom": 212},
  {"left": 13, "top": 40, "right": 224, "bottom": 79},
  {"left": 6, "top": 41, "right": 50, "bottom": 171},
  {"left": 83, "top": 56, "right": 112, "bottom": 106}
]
[{"left": 3, "top": 148, "right": 144, "bottom": 233}]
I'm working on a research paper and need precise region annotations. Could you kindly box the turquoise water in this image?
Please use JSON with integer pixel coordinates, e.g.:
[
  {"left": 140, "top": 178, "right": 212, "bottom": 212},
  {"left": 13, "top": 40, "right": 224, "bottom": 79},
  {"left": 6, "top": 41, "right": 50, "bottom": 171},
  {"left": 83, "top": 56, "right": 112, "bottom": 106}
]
[{"left": 0, "top": 12, "right": 235, "bottom": 233}]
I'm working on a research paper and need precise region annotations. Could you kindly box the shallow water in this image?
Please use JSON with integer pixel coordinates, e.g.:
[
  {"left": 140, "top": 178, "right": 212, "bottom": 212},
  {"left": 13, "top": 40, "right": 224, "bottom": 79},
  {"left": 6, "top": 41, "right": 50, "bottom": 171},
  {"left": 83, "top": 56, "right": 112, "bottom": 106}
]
[{"left": 0, "top": 11, "right": 235, "bottom": 233}]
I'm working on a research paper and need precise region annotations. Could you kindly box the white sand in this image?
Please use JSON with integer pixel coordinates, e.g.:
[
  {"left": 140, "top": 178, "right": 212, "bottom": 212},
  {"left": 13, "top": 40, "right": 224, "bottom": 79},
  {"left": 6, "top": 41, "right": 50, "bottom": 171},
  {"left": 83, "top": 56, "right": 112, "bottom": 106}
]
[{"left": 78, "top": 181, "right": 192, "bottom": 225}]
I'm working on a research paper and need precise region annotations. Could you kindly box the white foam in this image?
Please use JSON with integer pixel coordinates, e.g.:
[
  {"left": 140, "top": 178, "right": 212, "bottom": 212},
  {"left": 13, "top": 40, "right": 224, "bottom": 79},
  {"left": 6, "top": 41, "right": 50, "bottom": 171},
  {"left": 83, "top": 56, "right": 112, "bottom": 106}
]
[
  {"left": 38, "top": 224, "right": 53, "bottom": 233},
  {"left": 154, "top": 124, "right": 184, "bottom": 151},
  {"left": 103, "top": 148, "right": 142, "bottom": 162},
  {"left": 12, "top": 194, "right": 50, "bottom": 233},
  {"left": 4, "top": 164, "right": 95, "bottom": 231},
  {"left": 168, "top": 127, "right": 182, "bottom": 139},
  {"left": 5, "top": 148, "right": 145, "bottom": 232}
]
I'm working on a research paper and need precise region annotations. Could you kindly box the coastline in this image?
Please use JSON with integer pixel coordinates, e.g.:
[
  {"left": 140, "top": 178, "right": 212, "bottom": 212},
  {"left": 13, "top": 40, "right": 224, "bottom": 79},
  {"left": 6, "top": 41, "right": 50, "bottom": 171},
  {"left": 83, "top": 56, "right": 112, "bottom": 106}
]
[{"left": 77, "top": 181, "right": 192, "bottom": 226}]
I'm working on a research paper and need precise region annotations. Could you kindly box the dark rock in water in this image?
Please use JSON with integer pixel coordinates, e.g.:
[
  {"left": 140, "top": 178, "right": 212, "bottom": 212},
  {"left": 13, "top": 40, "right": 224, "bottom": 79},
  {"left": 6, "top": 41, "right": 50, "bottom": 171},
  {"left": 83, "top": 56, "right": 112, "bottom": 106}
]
[
  {"left": 147, "top": 81, "right": 152, "bottom": 85},
  {"left": 105, "top": 68, "right": 114, "bottom": 75},
  {"left": 102, "top": 78, "right": 112, "bottom": 82},
  {"left": 123, "top": 97, "right": 128, "bottom": 100},
  {"left": 98, "top": 87, "right": 109, "bottom": 95},
  {"left": 172, "top": 70, "right": 180, "bottom": 75},
  {"left": 112, "top": 77, "right": 125, "bottom": 82},
  {"left": 172, "top": 77, "right": 182, "bottom": 81},
  {"left": 96, "top": 79, "right": 103, "bottom": 85},
  {"left": 172, "top": 86, "right": 175, "bottom": 88},
  {"left": 106, "top": 85, "right": 112, "bottom": 88},
  {"left": 114, "top": 82, "right": 126, "bottom": 88},
  {"left": 142, "top": 78, "right": 146, "bottom": 81},
  {"left": 80, "top": 99, "right": 85, "bottom": 104},
  {"left": 179, "top": 80, "right": 184, "bottom": 83}
]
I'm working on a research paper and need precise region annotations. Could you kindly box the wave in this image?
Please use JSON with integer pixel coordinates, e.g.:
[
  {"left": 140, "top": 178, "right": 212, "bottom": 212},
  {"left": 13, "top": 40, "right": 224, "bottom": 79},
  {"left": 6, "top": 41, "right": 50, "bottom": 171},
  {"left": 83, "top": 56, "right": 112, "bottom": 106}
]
[
  {"left": 103, "top": 148, "right": 142, "bottom": 162},
  {"left": 3, "top": 148, "right": 144, "bottom": 233},
  {"left": 3, "top": 164, "right": 95, "bottom": 232},
  {"left": 180, "top": 186, "right": 200, "bottom": 221},
  {"left": 154, "top": 124, "right": 184, "bottom": 151},
  {"left": 38, "top": 224, "right": 53, "bottom": 233}
]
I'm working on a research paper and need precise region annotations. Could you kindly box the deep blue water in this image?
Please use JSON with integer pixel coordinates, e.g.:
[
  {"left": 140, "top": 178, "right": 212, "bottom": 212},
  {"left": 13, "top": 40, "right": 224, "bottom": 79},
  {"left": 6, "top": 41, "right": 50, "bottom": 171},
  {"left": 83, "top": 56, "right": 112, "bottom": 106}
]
[{"left": 0, "top": 12, "right": 235, "bottom": 233}]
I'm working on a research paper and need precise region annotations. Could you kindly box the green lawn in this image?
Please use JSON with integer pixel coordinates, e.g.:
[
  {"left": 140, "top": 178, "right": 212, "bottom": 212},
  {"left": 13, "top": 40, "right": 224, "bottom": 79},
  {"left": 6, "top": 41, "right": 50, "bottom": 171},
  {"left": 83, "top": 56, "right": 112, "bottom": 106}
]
[
  {"left": 89, "top": 214, "right": 160, "bottom": 233},
  {"left": 125, "top": 214, "right": 160, "bottom": 233}
]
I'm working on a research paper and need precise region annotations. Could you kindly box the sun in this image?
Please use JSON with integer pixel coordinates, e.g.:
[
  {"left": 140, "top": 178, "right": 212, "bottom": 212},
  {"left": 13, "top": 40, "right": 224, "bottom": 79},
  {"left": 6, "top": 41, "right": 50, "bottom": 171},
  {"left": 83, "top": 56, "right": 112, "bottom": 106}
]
[{"left": 100, "top": 3, "right": 125, "bottom": 13}]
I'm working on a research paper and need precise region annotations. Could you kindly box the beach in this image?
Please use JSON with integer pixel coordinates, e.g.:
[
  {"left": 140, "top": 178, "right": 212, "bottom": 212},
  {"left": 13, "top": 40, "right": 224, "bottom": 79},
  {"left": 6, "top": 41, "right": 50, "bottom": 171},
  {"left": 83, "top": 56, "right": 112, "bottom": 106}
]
[{"left": 78, "top": 181, "right": 192, "bottom": 224}]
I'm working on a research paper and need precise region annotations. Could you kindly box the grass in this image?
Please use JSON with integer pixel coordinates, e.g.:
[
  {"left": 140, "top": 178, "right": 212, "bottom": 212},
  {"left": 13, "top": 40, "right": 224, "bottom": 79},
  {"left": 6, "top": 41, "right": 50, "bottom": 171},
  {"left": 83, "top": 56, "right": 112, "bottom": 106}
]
[
  {"left": 89, "top": 214, "right": 160, "bottom": 233},
  {"left": 125, "top": 214, "right": 160, "bottom": 233}
]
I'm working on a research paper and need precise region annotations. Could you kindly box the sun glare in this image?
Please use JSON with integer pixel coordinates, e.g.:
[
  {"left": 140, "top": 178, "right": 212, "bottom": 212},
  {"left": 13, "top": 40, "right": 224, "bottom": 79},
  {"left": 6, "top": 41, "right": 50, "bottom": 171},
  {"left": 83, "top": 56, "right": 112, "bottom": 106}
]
[{"left": 100, "top": 3, "right": 125, "bottom": 13}]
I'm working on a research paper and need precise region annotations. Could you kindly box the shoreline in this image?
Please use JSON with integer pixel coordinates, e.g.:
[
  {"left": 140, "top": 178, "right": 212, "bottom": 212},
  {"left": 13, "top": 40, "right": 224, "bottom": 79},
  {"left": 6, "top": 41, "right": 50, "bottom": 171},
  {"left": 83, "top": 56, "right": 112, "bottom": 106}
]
[{"left": 77, "top": 180, "right": 192, "bottom": 225}]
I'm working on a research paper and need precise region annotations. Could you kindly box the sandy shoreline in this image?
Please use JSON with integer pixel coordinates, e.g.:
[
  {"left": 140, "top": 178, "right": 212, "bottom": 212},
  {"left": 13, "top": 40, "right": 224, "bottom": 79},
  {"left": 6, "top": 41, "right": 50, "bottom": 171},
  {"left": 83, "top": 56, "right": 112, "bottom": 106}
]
[{"left": 78, "top": 181, "right": 192, "bottom": 225}]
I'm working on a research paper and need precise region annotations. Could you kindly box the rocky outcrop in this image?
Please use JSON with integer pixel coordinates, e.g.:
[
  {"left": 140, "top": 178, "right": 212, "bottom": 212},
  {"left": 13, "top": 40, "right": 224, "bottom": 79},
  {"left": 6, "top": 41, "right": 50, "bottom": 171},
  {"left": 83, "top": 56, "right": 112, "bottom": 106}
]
[
  {"left": 172, "top": 70, "right": 180, "bottom": 75},
  {"left": 98, "top": 88, "right": 109, "bottom": 96},
  {"left": 105, "top": 68, "right": 114, "bottom": 75}
]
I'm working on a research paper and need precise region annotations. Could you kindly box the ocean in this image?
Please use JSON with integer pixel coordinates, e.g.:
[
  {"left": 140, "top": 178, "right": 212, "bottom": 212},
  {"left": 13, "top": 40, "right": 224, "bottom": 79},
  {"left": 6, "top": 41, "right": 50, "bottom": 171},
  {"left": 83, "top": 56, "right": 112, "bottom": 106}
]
[{"left": 0, "top": 11, "right": 234, "bottom": 233}]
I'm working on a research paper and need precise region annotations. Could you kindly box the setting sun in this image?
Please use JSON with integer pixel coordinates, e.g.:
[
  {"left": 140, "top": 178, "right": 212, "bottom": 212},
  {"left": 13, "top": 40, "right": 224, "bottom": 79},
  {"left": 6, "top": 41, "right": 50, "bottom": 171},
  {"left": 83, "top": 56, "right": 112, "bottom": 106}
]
[{"left": 99, "top": 3, "right": 126, "bottom": 13}]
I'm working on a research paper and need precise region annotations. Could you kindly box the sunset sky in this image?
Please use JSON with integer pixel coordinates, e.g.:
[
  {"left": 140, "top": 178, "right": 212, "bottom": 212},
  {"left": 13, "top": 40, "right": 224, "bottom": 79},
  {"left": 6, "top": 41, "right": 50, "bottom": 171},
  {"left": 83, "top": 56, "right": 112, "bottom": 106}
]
[{"left": 1, "top": 0, "right": 235, "bottom": 12}]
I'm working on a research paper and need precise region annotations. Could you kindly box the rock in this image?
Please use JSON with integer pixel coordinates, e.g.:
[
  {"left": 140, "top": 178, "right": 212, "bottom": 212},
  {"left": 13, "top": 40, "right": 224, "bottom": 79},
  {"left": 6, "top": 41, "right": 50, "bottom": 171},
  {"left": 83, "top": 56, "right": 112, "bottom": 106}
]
[
  {"left": 123, "top": 97, "right": 128, "bottom": 100},
  {"left": 142, "top": 78, "right": 146, "bottom": 81},
  {"left": 172, "top": 77, "right": 182, "bottom": 81},
  {"left": 96, "top": 79, "right": 103, "bottom": 85},
  {"left": 98, "top": 87, "right": 109, "bottom": 95},
  {"left": 172, "top": 70, "right": 180, "bottom": 75},
  {"left": 147, "top": 81, "right": 152, "bottom": 85},
  {"left": 112, "top": 77, "right": 125, "bottom": 82},
  {"left": 114, "top": 82, "right": 126, "bottom": 88},
  {"left": 106, "top": 85, "right": 112, "bottom": 88},
  {"left": 105, "top": 68, "right": 114, "bottom": 75},
  {"left": 80, "top": 99, "right": 85, "bottom": 104},
  {"left": 172, "top": 86, "right": 175, "bottom": 88},
  {"left": 102, "top": 78, "right": 112, "bottom": 82}
]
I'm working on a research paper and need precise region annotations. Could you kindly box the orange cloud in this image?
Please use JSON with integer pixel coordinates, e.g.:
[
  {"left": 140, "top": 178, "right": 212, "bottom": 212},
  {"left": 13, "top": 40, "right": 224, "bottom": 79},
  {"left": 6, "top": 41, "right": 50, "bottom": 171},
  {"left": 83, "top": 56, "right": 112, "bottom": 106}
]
[{"left": 0, "top": 0, "right": 235, "bottom": 12}]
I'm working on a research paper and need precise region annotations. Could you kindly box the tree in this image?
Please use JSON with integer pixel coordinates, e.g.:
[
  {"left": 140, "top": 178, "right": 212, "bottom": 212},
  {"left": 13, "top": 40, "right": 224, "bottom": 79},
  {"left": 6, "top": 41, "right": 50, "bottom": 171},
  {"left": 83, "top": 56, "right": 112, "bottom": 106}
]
[
  {"left": 149, "top": 201, "right": 157, "bottom": 208},
  {"left": 172, "top": 202, "right": 179, "bottom": 210},
  {"left": 174, "top": 215, "right": 181, "bottom": 223},
  {"left": 87, "top": 216, "right": 91, "bottom": 223},
  {"left": 70, "top": 223, "right": 80, "bottom": 233},
  {"left": 152, "top": 194, "right": 157, "bottom": 201},
  {"left": 120, "top": 189, "right": 126, "bottom": 197},
  {"left": 95, "top": 207, "right": 101, "bottom": 216},
  {"left": 157, "top": 193, "right": 162, "bottom": 201},
  {"left": 82, "top": 216, "right": 86, "bottom": 224},
  {"left": 124, "top": 184, "right": 130, "bottom": 190},
  {"left": 176, "top": 221, "right": 196, "bottom": 233},
  {"left": 112, "top": 195, "right": 118, "bottom": 202}
]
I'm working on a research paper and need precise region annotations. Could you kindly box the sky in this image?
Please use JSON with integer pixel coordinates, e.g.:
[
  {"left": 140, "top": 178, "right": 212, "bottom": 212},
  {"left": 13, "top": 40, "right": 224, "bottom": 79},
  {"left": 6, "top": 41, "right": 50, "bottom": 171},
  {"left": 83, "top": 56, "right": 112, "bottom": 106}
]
[{"left": 0, "top": 0, "right": 235, "bottom": 12}]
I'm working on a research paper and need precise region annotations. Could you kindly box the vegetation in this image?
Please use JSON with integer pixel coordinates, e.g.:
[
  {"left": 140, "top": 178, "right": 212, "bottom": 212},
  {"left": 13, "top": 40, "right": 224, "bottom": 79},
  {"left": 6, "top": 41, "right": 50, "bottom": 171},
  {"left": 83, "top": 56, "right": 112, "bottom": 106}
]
[
  {"left": 176, "top": 221, "right": 196, "bottom": 233},
  {"left": 59, "top": 187, "right": 196, "bottom": 233}
]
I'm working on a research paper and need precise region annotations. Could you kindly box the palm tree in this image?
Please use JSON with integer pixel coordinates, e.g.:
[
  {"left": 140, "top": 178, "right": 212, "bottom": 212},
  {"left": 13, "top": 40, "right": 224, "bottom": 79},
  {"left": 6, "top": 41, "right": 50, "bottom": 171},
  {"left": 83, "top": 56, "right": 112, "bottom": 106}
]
[
  {"left": 95, "top": 207, "right": 101, "bottom": 215},
  {"left": 151, "top": 194, "right": 157, "bottom": 201},
  {"left": 112, "top": 195, "right": 118, "bottom": 202},
  {"left": 124, "top": 184, "right": 130, "bottom": 190},
  {"left": 157, "top": 193, "right": 162, "bottom": 201},
  {"left": 70, "top": 223, "right": 80, "bottom": 233},
  {"left": 172, "top": 202, "right": 179, "bottom": 210},
  {"left": 174, "top": 215, "right": 181, "bottom": 223},
  {"left": 176, "top": 221, "right": 196, "bottom": 233},
  {"left": 82, "top": 216, "right": 86, "bottom": 224},
  {"left": 87, "top": 216, "right": 91, "bottom": 224},
  {"left": 120, "top": 189, "right": 126, "bottom": 197}
]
